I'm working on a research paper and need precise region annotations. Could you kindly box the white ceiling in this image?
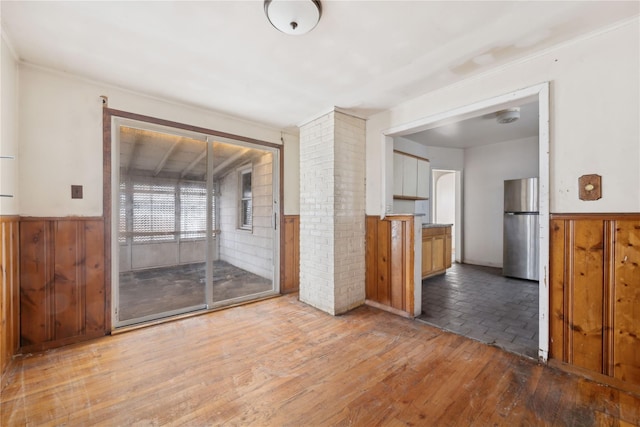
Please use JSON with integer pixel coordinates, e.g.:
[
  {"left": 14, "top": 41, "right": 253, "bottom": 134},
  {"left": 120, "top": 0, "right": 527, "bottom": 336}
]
[
  {"left": 403, "top": 101, "right": 539, "bottom": 149},
  {"left": 2, "top": 1, "right": 638, "bottom": 130}
]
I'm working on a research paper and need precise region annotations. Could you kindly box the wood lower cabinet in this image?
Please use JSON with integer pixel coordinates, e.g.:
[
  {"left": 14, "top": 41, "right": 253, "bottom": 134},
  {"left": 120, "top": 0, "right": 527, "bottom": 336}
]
[
  {"left": 422, "top": 225, "right": 452, "bottom": 279},
  {"left": 365, "top": 215, "right": 414, "bottom": 315}
]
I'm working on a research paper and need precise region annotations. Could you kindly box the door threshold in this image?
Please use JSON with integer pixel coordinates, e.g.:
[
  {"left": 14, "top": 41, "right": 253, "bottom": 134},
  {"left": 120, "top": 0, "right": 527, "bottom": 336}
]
[{"left": 111, "top": 293, "right": 282, "bottom": 335}]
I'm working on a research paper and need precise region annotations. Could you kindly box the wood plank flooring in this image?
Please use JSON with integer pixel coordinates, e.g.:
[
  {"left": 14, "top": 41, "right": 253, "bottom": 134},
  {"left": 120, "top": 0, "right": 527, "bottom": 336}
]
[{"left": 2, "top": 294, "right": 639, "bottom": 426}]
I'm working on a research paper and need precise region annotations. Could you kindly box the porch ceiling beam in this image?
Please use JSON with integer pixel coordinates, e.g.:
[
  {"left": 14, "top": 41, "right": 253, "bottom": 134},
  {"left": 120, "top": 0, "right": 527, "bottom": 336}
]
[
  {"left": 211, "top": 148, "right": 250, "bottom": 177},
  {"left": 153, "top": 139, "right": 181, "bottom": 177},
  {"left": 181, "top": 148, "right": 207, "bottom": 178}
]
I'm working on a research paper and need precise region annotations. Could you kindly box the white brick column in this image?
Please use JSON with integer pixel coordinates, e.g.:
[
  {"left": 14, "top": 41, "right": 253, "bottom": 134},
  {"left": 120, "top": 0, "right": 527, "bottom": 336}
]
[{"left": 299, "top": 109, "right": 365, "bottom": 315}]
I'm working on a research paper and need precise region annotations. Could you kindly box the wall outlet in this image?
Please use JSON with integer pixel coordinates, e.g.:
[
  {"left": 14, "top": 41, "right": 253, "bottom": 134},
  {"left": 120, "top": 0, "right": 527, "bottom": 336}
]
[{"left": 71, "top": 185, "right": 83, "bottom": 199}]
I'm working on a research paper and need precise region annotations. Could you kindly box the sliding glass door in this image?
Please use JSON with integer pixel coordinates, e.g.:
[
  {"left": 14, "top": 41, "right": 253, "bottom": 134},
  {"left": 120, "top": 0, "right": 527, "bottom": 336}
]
[
  {"left": 113, "top": 118, "right": 279, "bottom": 327},
  {"left": 209, "top": 140, "right": 275, "bottom": 306}
]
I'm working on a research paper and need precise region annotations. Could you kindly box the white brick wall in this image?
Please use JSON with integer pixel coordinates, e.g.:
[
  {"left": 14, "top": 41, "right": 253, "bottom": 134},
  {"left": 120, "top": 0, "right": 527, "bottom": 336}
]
[
  {"left": 333, "top": 112, "right": 366, "bottom": 313},
  {"left": 219, "top": 152, "right": 274, "bottom": 280},
  {"left": 299, "top": 110, "right": 366, "bottom": 315}
]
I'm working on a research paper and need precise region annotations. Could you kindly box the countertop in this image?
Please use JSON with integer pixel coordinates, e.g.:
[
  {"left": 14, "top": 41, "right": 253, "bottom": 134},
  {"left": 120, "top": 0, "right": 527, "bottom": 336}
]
[{"left": 422, "top": 223, "right": 453, "bottom": 229}]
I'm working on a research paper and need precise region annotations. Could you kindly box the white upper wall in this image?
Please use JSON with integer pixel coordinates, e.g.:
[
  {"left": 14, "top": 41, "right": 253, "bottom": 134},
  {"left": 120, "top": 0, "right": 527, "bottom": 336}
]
[
  {"left": 393, "top": 137, "right": 429, "bottom": 159},
  {"left": 367, "top": 18, "right": 640, "bottom": 215},
  {"left": 17, "top": 64, "right": 297, "bottom": 217},
  {"left": 1, "top": 35, "right": 19, "bottom": 215},
  {"left": 463, "top": 136, "right": 539, "bottom": 267},
  {"left": 422, "top": 146, "right": 464, "bottom": 172}
]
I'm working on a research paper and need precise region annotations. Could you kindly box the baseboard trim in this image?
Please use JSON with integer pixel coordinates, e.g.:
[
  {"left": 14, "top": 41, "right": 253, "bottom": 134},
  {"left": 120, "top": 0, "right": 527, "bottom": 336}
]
[
  {"left": 365, "top": 299, "right": 413, "bottom": 319},
  {"left": 548, "top": 359, "right": 640, "bottom": 398}
]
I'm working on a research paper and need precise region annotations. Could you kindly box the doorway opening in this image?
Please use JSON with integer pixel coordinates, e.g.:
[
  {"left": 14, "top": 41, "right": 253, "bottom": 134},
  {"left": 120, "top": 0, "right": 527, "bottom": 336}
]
[
  {"left": 383, "top": 83, "right": 549, "bottom": 360},
  {"left": 110, "top": 115, "right": 280, "bottom": 328},
  {"left": 431, "top": 169, "right": 459, "bottom": 263}
]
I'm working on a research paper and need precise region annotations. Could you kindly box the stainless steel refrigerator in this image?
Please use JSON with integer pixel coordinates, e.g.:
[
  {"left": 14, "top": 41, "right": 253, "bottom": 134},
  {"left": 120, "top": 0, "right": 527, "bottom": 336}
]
[{"left": 503, "top": 177, "right": 539, "bottom": 281}]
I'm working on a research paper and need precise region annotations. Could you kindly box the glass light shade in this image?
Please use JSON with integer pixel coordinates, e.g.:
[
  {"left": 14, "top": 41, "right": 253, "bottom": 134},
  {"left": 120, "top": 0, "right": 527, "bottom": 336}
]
[
  {"left": 264, "top": 0, "right": 322, "bottom": 35},
  {"left": 496, "top": 108, "right": 520, "bottom": 124}
]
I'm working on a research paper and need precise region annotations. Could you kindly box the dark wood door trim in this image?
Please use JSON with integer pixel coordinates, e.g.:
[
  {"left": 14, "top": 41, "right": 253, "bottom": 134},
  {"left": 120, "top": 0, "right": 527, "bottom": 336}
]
[{"left": 103, "top": 106, "right": 284, "bottom": 331}]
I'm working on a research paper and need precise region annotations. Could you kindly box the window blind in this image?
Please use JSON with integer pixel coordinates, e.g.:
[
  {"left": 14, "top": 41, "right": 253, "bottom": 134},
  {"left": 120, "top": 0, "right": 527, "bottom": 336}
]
[{"left": 132, "top": 182, "right": 176, "bottom": 242}]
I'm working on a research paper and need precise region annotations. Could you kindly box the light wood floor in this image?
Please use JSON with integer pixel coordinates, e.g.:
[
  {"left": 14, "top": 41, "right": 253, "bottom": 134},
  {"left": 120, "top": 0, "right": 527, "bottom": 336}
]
[{"left": 2, "top": 295, "right": 639, "bottom": 426}]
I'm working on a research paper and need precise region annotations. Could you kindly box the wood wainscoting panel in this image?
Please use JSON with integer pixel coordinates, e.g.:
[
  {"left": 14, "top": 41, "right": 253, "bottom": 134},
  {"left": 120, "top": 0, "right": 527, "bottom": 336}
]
[
  {"left": 365, "top": 215, "right": 414, "bottom": 315},
  {"left": 281, "top": 215, "right": 300, "bottom": 294},
  {"left": 20, "top": 218, "right": 106, "bottom": 352},
  {"left": 376, "top": 221, "right": 391, "bottom": 306},
  {"left": 365, "top": 216, "right": 378, "bottom": 301},
  {"left": 613, "top": 220, "right": 640, "bottom": 384},
  {"left": 569, "top": 219, "right": 605, "bottom": 373},
  {"left": 402, "top": 220, "right": 415, "bottom": 312},
  {"left": 1, "top": 216, "right": 20, "bottom": 387},
  {"left": 389, "top": 220, "right": 405, "bottom": 309},
  {"left": 54, "top": 221, "right": 86, "bottom": 339},
  {"left": 20, "top": 220, "right": 55, "bottom": 346},
  {"left": 375, "top": 219, "right": 391, "bottom": 306},
  {"left": 549, "top": 219, "right": 566, "bottom": 361},
  {"left": 550, "top": 213, "right": 640, "bottom": 388},
  {"left": 85, "top": 220, "right": 106, "bottom": 335}
]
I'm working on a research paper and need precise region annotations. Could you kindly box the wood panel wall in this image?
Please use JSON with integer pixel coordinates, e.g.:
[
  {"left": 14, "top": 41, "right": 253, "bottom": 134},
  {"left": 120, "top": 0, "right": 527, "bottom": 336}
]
[
  {"left": 550, "top": 214, "right": 640, "bottom": 386},
  {"left": 1, "top": 216, "right": 20, "bottom": 387},
  {"left": 365, "top": 215, "right": 414, "bottom": 315},
  {"left": 20, "top": 218, "right": 106, "bottom": 352},
  {"left": 281, "top": 215, "right": 299, "bottom": 294}
]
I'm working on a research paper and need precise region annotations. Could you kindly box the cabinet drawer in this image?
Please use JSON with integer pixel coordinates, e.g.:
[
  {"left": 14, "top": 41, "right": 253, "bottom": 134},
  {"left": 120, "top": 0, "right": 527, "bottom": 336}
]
[{"left": 423, "top": 227, "right": 446, "bottom": 238}]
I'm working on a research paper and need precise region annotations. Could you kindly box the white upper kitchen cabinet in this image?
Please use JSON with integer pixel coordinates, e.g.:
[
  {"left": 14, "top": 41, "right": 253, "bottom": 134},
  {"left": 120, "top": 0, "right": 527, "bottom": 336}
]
[
  {"left": 417, "top": 158, "right": 430, "bottom": 199},
  {"left": 393, "top": 151, "right": 430, "bottom": 200},
  {"left": 393, "top": 152, "right": 404, "bottom": 197},
  {"left": 402, "top": 155, "right": 418, "bottom": 197}
]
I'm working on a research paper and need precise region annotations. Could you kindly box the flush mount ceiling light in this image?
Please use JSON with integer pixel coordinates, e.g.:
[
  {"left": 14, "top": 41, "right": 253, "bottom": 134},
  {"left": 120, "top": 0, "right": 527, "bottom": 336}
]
[
  {"left": 264, "top": 0, "right": 322, "bottom": 35},
  {"left": 496, "top": 108, "right": 520, "bottom": 124}
]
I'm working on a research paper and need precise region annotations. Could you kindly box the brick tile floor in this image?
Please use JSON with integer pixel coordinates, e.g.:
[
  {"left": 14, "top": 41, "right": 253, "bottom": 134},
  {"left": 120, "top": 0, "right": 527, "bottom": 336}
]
[{"left": 418, "top": 263, "right": 539, "bottom": 359}]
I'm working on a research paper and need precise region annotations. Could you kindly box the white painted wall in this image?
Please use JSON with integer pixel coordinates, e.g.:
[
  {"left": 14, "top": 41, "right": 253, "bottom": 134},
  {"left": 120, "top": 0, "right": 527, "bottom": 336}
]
[
  {"left": 218, "top": 153, "right": 274, "bottom": 279},
  {"left": 0, "top": 35, "right": 19, "bottom": 215},
  {"left": 464, "top": 136, "right": 539, "bottom": 267},
  {"left": 367, "top": 18, "right": 640, "bottom": 215},
  {"left": 393, "top": 137, "right": 430, "bottom": 159},
  {"left": 16, "top": 64, "right": 297, "bottom": 217},
  {"left": 423, "top": 146, "right": 465, "bottom": 172}
]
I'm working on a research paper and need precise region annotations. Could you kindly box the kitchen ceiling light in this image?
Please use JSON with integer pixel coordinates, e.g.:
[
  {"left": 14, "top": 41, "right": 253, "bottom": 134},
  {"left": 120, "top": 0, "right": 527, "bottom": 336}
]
[
  {"left": 496, "top": 108, "right": 520, "bottom": 124},
  {"left": 264, "top": 0, "right": 322, "bottom": 35}
]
